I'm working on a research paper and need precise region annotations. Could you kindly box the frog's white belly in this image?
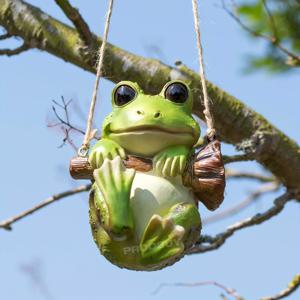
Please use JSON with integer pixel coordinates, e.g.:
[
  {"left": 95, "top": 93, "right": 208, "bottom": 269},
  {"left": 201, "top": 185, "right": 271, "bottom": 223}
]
[{"left": 129, "top": 170, "right": 195, "bottom": 239}]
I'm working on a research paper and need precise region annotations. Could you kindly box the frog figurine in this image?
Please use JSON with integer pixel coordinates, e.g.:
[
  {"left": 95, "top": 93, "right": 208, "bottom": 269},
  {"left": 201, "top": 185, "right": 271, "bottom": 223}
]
[{"left": 88, "top": 80, "right": 202, "bottom": 271}]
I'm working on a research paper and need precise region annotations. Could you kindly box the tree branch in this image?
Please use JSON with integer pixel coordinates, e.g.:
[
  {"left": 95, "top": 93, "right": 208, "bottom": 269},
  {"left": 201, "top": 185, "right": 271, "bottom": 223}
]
[
  {"left": 0, "top": 184, "right": 91, "bottom": 230},
  {"left": 0, "top": 42, "right": 29, "bottom": 56},
  {"left": 0, "top": 0, "right": 300, "bottom": 191},
  {"left": 202, "top": 182, "right": 279, "bottom": 225},
  {"left": 226, "top": 169, "right": 275, "bottom": 182},
  {"left": 261, "top": 274, "right": 300, "bottom": 300},
  {"left": 223, "top": 153, "right": 255, "bottom": 164},
  {"left": 0, "top": 31, "right": 10, "bottom": 40},
  {"left": 54, "top": 0, "right": 93, "bottom": 45},
  {"left": 187, "top": 192, "right": 294, "bottom": 254}
]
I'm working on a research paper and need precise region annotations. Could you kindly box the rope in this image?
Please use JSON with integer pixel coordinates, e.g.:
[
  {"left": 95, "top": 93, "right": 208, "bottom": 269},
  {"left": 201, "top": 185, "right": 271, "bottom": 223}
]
[
  {"left": 78, "top": 0, "right": 114, "bottom": 156},
  {"left": 192, "top": 0, "right": 216, "bottom": 141}
]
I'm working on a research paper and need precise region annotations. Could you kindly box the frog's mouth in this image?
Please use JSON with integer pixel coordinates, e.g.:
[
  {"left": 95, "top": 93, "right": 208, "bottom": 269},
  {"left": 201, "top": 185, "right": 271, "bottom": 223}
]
[
  {"left": 109, "top": 125, "right": 196, "bottom": 157},
  {"left": 110, "top": 125, "right": 196, "bottom": 138}
]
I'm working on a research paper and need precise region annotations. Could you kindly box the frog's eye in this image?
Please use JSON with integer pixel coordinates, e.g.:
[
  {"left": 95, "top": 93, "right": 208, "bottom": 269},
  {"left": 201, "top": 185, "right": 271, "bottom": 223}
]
[
  {"left": 114, "top": 85, "right": 136, "bottom": 106},
  {"left": 164, "top": 82, "right": 189, "bottom": 103}
]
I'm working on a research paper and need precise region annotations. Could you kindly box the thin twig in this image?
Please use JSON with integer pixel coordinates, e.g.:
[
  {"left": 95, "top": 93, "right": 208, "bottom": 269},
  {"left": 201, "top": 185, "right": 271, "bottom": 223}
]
[
  {"left": 202, "top": 182, "right": 279, "bottom": 225},
  {"left": 152, "top": 281, "right": 244, "bottom": 300},
  {"left": 54, "top": 0, "right": 93, "bottom": 45},
  {"left": 0, "top": 42, "right": 29, "bottom": 56},
  {"left": 50, "top": 97, "right": 86, "bottom": 135},
  {"left": 187, "top": 192, "right": 293, "bottom": 254},
  {"left": 226, "top": 169, "right": 275, "bottom": 182},
  {"left": 262, "top": 0, "right": 278, "bottom": 41},
  {"left": 0, "top": 184, "right": 91, "bottom": 231},
  {"left": 261, "top": 274, "right": 300, "bottom": 300}
]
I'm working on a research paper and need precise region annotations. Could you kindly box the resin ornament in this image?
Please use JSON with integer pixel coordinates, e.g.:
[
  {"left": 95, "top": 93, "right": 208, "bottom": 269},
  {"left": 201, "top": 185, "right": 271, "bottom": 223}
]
[{"left": 70, "top": 80, "right": 225, "bottom": 271}]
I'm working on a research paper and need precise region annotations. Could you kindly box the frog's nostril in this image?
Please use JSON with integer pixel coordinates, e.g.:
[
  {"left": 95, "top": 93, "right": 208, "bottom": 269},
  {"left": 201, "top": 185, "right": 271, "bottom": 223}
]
[
  {"left": 137, "top": 110, "right": 144, "bottom": 115},
  {"left": 154, "top": 112, "right": 161, "bottom": 118}
]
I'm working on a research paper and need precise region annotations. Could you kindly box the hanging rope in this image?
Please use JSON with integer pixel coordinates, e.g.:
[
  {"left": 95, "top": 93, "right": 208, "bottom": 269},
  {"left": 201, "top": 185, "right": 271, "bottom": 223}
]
[
  {"left": 78, "top": 0, "right": 114, "bottom": 157},
  {"left": 192, "top": 0, "right": 216, "bottom": 141}
]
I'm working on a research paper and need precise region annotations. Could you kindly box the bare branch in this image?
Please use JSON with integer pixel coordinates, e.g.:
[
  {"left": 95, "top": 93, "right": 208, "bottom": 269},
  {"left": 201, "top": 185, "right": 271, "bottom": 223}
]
[
  {"left": 0, "top": 184, "right": 91, "bottom": 230},
  {"left": 48, "top": 97, "right": 100, "bottom": 150},
  {"left": 261, "top": 274, "right": 300, "bottom": 300},
  {"left": 187, "top": 192, "right": 294, "bottom": 254},
  {"left": 223, "top": 153, "right": 254, "bottom": 164},
  {"left": 222, "top": 0, "right": 300, "bottom": 64},
  {"left": 0, "top": 32, "right": 10, "bottom": 40},
  {"left": 153, "top": 281, "right": 244, "bottom": 300},
  {"left": 226, "top": 169, "right": 275, "bottom": 182},
  {"left": 202, "top": 182, "right": 279, "bottom": 225},
  {"left": 54, "top": 0, "right": 93, "bottom": 45},
  {"left": 50, "top": 98, "right": 86, "bottom": 135},
  {"left": 0, "top": 42, "right": 29, "bottom": 56}
]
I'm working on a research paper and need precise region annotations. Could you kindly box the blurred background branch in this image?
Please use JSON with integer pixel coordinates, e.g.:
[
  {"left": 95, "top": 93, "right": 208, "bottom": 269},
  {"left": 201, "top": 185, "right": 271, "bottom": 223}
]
[{"left": 221, "top": 0, "right": 300, "bottom": 72}]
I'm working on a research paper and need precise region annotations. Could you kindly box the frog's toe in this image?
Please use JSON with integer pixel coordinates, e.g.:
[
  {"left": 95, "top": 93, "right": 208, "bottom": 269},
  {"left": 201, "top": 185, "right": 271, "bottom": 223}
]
[
  {"left": 116, "top": 147, "right": 126, "bottom": 159},
  {"left": 179, "top": 155, "right": 187, "bottom": 173},
  {"left": 153, "top": 156, "right": 165, "bottom": 175},
  {"left": 94, "top": 156, "right": 135, "bottom": 199},
  {"left": 172, "top": 224, "right": 185, "bottom": 240},
  {"left": 162, "top": 157, "right": 173, "bottom": 177}
]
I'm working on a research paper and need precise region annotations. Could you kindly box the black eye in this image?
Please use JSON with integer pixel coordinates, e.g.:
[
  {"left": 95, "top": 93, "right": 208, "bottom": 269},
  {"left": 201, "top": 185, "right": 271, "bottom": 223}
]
[
  {"left": 114, "top": 85, "right": 136, "bottom": 106},
  {"left": 165, "top": 82, "right": 188, "bottom": 103}
]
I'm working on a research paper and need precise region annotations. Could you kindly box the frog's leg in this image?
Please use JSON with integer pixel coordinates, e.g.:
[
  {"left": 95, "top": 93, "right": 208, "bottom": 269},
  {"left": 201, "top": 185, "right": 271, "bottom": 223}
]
[
  {"left": 89, "top": 189, "right": 141, "bottom": 269},
  {"left": 93, "top": 156, "right": 135, "bottom": 238},
  {"left": 165, "top": 203, "right": 201, "bottom": 249},
  {"left": 139, "top": 202, "right": 201, "bottom": 266}
]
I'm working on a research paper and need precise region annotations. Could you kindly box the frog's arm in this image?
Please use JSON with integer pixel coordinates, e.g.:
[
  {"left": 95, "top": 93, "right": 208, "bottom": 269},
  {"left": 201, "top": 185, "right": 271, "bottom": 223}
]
[
  {"left": 89, "top": 114, "right": 126, "bottom": 169},
  {"left": 89, "top": 138, "right": 126, "bottom": 169}
]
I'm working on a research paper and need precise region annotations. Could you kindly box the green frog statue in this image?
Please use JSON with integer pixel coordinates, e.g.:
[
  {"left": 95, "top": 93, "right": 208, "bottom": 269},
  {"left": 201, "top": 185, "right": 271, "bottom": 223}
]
[{"left": 87, "top": 80, "right": 224, "bottom": 271}]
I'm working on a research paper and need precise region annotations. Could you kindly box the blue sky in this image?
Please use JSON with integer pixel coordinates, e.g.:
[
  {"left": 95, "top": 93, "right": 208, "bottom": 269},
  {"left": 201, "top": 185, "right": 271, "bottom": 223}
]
[{"left": 0, "top": 1, "right": 299, "bottom": 300}]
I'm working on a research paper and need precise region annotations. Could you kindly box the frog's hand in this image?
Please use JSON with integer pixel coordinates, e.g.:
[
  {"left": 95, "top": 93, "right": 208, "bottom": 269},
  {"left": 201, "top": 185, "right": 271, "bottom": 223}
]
[
  {"left": 89, "top": 138, "right": 126, "bottom": 169},
  {"left": 153, "top": 145, "right": 189, "bottom": 177},
  {"left": 94, "top": 156, "right": 135, "bottom": 238},
  {"left": 139, "top": 215, "right": 185, "bottom": 265}
]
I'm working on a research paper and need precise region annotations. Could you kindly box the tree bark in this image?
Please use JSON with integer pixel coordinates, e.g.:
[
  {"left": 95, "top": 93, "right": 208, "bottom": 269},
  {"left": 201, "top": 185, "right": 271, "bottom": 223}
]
[{"left": 1, "top": 0, "right": 299, "bottom": 189}]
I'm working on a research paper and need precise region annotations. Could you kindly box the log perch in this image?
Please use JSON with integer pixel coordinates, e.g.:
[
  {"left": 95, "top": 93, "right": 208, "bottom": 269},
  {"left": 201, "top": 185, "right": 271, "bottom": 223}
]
[{"left": 70, "top": 140, "right": 225, "bottom": 211}]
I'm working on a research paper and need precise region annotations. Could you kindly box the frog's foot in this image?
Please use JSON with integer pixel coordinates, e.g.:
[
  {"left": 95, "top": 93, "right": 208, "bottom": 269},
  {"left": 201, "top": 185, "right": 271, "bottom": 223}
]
[
  {"left": 153, "top": 145, "right": 189, "bottom": 177},
  {"left": 94, "top": 156, "right": 135, "bottom": 237},
  {"left": 166, "top": 203, "right": 201, "bottom": 249},
  {"left": 139, "top": 214, "right": 185, "bottom": 265},
  {"left": 89, "top": 138, "right": 126, "bottom": 169}
]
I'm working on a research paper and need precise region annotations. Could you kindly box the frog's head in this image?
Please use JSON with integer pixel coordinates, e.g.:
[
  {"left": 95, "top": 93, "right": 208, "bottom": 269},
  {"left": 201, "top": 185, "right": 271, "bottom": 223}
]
[{"left": 102, "top": 80, "right": 200, "bottom": 157}]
